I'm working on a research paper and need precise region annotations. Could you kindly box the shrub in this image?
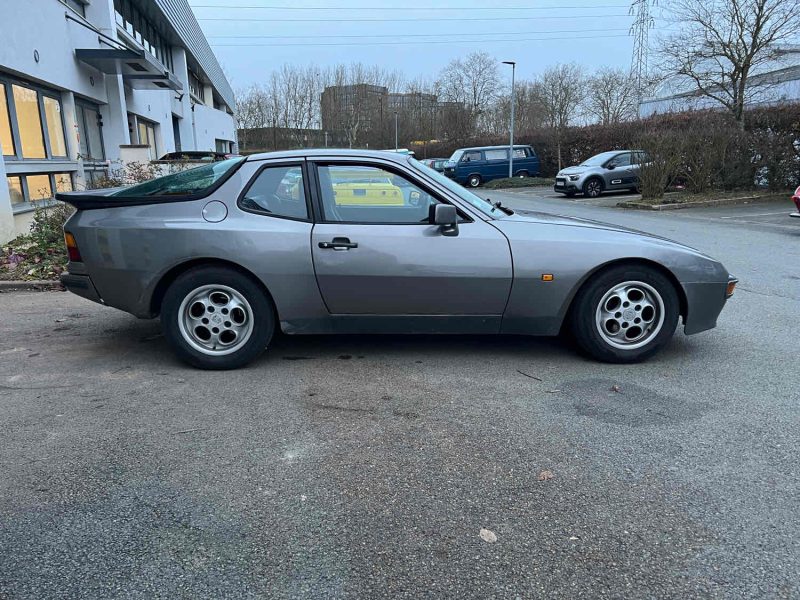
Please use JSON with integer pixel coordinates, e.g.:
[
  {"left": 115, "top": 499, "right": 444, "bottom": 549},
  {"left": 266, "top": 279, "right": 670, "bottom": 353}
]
[{"left": 1, "top": 203, "right": 74, "bottom": 280}]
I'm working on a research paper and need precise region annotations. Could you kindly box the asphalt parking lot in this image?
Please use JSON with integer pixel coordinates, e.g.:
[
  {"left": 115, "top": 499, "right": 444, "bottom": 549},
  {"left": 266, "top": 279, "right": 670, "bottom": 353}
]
[{"left": 1, "top": 193, "right": 798, "bottom": 599}]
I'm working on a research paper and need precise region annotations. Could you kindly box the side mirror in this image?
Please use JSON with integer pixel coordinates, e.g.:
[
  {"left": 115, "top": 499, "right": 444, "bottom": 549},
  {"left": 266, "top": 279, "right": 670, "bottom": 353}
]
[
  {"left": 433, "top": 204, "right": 459, "bottom": 237},
  {"left": 607, "top": 162, "right": 617, "bottom": 170}
]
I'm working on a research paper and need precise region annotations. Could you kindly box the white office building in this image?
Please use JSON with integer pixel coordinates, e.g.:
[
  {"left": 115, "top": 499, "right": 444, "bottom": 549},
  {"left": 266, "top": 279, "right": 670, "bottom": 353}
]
[{"left": 0, "top": 0, "right": 237, "bottom": 243}]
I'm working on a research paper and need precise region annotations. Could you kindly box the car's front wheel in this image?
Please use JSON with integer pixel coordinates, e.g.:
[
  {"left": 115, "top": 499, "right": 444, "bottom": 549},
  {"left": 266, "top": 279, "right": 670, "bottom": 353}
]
[
  {"left": 161, "top": 266, "right": 275, "bottom": 369},
  {"left": 569, "top": 264, "right": 679, "bottom": 363},
  {"left": 583, "top": 177, "right": 603, "bottom": 198}
]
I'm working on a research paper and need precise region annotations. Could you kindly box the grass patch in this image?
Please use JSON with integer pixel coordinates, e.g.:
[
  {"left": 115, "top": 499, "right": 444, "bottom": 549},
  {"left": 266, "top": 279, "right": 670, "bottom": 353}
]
[
  {"left": 483, "top": 177, "right": 553, "bottom": 190},
  {"left": 638, "top": 189, "right": 788, "bottom": 206}
]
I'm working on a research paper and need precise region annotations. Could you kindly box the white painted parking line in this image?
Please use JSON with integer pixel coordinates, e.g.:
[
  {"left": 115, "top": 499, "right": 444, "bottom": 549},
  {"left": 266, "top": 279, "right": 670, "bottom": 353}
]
[{"left": 720, "top": 211, "right": 788, "bottom": 218}]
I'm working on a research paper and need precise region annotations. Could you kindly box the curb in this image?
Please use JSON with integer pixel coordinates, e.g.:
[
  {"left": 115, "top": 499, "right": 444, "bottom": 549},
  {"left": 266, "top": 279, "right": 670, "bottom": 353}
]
[
  {"left": 616, "top": 194, "right": 771, "bottom": 211},
  {"left": 0, "top": 280, "right": 63, "bottom": 292}
]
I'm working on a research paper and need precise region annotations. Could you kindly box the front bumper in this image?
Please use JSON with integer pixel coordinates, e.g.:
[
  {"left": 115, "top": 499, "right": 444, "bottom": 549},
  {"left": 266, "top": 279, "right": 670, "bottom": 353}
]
[
  {"left": 60, "top": 272, "right": 103, "bottom": 305},
  {"left": 682, "top": 275, "right": 737, "bottom": 335}
]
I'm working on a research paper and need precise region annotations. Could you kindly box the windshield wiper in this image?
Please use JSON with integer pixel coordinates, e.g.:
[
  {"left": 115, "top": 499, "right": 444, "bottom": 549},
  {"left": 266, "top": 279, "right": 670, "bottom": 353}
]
[{"left": 486, "top": 198, "right": 514, "bottom": 215}]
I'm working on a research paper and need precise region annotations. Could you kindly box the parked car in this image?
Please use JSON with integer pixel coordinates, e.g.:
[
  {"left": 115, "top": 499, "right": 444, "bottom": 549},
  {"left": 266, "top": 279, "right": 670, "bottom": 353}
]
[
  {"left": 443, "top": 145, "right": 540, "bottom": 187},
  {"left": 555, "top": 150, "right": 648, "bottom": 198},
  {"left": 791, "top": 185, "right": 800, "bottom": 219},
  {"left": 57, "top": 149, "right": 736, "bottom": 370},
  {"left": 422, "top": 158, "right": 449, "bottom": 173},
  {"left": 158, "top": 150, "right": 233, "bottom": 162}
]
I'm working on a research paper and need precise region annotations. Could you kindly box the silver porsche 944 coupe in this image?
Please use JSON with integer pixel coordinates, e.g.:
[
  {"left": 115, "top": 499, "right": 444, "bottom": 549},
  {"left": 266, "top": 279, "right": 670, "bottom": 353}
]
[{"left": 57, "top": 150, "right": 737, "bottom": 370}]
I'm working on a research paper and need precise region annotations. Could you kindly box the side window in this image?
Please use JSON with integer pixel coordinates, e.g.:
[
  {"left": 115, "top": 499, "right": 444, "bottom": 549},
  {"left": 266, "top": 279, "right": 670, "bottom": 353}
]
[
  {"left": 240, "top": 164, "right": 309, "bottom": 220},
  {"left": 484, "top": 149, "right": 508, "bottom": 161},
  {"left": 461, "top": 151, "right": 482, "bottom": 163},
  {"left": 317, "top": 164, "right": 441, "bottom": 224},
  {"left": 512, "top": 147, "right": 528, "bottom": 159},
  {"left": 611, "top": 152, "right": 632, "bottom": 167}
]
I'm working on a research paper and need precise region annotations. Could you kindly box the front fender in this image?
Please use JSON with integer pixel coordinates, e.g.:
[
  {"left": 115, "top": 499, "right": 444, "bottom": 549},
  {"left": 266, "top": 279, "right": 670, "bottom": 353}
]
[{"left": 494, "top": 220, "right": 731, "bottom": 335}]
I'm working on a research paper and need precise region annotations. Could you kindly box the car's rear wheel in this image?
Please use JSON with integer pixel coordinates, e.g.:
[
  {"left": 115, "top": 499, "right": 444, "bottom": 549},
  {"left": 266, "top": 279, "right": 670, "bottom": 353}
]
[
  {"left": 569, "top": 264, "right": 679, "bottom": 363},
  {"left": 467, "top": 174, "right": 482, "bottom": 188},
  {"left": 161, "top": 266, "right": 275, "bottom": 369},
  {"left": 517, "top": 170, "right": 529, "bottom": 178},
  {"left": 583, "top": 177, "right": 603, "bottom": 198}
]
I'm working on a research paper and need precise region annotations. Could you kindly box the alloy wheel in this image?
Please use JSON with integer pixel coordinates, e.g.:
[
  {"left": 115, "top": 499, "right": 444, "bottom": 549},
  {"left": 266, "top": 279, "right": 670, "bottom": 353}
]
[
  {"left": 177, "top": 284, "right": 255, "bottom": 356},
  {"left": 594, "top": 280, "right": 665, "bottom": 350}
]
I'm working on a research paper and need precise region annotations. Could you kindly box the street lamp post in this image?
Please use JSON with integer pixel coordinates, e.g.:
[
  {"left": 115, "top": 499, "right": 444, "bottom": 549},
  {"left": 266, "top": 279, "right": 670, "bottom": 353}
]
[
  {"left": 394, "top": 111, "right": 399, "bottom": 152},
  {"left": 502, "top": 61, "right": 516, "bottom": 178}
]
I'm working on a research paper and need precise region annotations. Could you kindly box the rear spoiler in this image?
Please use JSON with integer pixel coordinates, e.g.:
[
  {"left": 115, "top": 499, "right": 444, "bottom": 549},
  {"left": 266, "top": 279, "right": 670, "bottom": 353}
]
[{"left": 56, "top": 189, "right": 207, "bottom": 210}]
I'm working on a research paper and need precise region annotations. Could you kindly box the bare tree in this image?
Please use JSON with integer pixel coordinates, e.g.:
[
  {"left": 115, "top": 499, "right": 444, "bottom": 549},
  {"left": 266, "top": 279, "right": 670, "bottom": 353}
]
[
  {"left": 658, "top": 0, "right": 800, "bottom": 126},
  {"left": 436, "top": 51, "right": 501, "bottom": 135},
  {"left": 584, "top": 67, "right": 639, "bottom": 125},
  {"left": 533, "top": 63, "right": 585, "bottom": 169}
]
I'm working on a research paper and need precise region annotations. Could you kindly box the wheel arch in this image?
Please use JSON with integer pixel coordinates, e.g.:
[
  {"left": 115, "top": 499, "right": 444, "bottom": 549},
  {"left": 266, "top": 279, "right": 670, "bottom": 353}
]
[
  {"left": 560, "top": 258, "right": 688, "bottom": 331},
  {"left": 149, "top": 258, "right": 279, "bottom": 320}
]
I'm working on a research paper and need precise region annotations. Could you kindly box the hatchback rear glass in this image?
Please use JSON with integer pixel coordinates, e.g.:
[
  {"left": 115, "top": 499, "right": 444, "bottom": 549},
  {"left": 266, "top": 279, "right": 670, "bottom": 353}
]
[{"left": 112, "top": 157, "right": 245, "bottom": 197}]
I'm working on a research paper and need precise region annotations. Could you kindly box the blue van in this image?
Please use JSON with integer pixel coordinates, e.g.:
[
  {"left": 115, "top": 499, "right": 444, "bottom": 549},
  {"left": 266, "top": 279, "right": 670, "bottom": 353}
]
[{"left": 443, "top": 144, "right": 540, "bottom": 188}]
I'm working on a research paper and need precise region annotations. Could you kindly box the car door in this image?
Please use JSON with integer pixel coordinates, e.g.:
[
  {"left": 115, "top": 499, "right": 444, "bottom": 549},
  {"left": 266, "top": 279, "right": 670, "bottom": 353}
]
[
  {"left": 457, "top": 150, "right": 485, "bottom": 182},
  {"left": 309, "top": 159, "right": 513, "bottom": 325},
  {"left": 484, "top": 148, "right": 509, "bottom": 180},
  {"left": 603, "top": 152, "right": 634, "bottom": 190}
]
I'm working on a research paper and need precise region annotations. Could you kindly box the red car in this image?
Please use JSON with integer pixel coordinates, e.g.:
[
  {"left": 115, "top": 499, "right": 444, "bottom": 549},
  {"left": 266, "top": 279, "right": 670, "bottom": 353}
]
[{"left": 792, "top": 185, "right": 800, "bottom": 219}]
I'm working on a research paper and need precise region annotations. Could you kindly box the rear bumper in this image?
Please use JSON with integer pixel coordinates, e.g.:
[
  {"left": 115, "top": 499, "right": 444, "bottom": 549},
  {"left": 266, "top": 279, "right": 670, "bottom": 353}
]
[{"left": 60, "top": 272, "right": 103, "bottom": 305}]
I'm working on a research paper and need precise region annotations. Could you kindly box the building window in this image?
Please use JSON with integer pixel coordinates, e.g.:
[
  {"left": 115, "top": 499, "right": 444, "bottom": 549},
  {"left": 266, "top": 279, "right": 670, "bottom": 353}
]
[
  {"left": 1, "top": 77, "right": 69, "bottom": 161},
  {"left": 6, "top": 176, "right": 23, "bottom": 205},
  {"left": 26, "top": 174, "right": 53, "bottom": 201},
  {"left": 55, "top": 173, "right": 74, "bottom": 192},
  {"left": 1, "top": 83, "right": 14, "bottom": 156},
  {"left": 215, "top": 139, "right": 231, "bottom": 154},
  {"left": 12, "top": 84, "right": 46, "bottom": 159},
  {"left": 43, "top": 96, "right": 67, "bottom": 158},
  {"left": 137, "top": 119, "right": 158, "bottom": 160},
  {"left": 113, "top": 0, "right": 173, "bottom": 72},
  {"left": 60, "top": 0, "right": 86, "bottom": 17},
  {"left": 6, "top": 173, "right": 74, "bottom": 207},
  {"left": 76, "top": 103, "right": 105, "bottom": 161},
  {"left": 188, "top": 71, "right": 205, "bottom": 103}
]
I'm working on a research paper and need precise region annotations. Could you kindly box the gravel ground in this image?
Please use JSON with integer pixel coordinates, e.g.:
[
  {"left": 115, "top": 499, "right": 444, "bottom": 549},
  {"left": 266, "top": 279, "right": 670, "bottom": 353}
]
[{"left": 0, "top": 195, "right": 798, "bottom": 599}]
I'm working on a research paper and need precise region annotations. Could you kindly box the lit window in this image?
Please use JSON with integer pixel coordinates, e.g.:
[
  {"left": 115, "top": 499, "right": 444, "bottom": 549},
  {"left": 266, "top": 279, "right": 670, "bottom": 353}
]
[
  {"left": 12, "top": 84, "right": 46, "bottom": 159},
  {"left": 43, "top": 96, "right": 67, "bottom": 157},
  {"left": 1, "top": 84, "right": 14, "bottom": 156},
  {"left": 26, "top": 175, "right": 53, "bottom": 201},
  {"left": 6, "top": 176, "right": 23, "bottom": 205},
  {"left": 55, "top": 173, "right": 73, "bottom": 192}
]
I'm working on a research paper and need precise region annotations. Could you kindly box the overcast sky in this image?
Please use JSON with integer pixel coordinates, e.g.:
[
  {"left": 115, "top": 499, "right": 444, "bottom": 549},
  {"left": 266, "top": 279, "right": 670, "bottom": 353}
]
[{"left": 188, "top": 0, "right": 664, "bottom": 89}]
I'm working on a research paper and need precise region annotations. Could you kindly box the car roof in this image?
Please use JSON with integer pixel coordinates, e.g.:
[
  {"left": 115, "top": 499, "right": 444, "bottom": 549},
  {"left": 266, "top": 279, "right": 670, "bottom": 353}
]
[
  {"left": 243, "top": 148, "right": 414, "bottom": 164},
  {"left": 458, "top": 144, "right": 532, "bottom": 151}
]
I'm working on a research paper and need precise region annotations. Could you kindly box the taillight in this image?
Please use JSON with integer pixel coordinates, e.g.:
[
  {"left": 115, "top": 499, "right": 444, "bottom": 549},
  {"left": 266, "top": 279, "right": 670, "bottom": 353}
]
[{"left": 64, "top": 232, "right": 82, "bottom": 262}]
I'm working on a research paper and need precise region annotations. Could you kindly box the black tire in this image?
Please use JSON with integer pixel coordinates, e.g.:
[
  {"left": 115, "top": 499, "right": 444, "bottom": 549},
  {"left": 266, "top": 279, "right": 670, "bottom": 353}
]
[
  {"left": 467, "top": 174, "right": 482, "bottom": 188},
  {"left": 568, "top": 264, "right": 680, "bottom": 363},
  {"left": 583, "top": 177, "right": 603, "bottom": 198},
  {"left": 161, "top": 266, "right": 275, "bottom": 370},
  {"left": 517, "top": 170, "right": 530, "bottom": 178}
]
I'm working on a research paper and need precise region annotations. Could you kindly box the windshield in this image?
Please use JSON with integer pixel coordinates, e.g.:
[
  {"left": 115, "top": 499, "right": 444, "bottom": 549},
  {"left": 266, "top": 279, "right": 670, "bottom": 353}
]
[
  {"left": 579, "top": 151, "right": 619, "bottom": 167},
  {"left": 448, "top": 150, "right": 464, "bottom": 163},
  {"left": 113, "top": 157, "right": 245, "bottom": 197},
  {"left": 409, "top": 157, "right": 503, "bottom": 219}
]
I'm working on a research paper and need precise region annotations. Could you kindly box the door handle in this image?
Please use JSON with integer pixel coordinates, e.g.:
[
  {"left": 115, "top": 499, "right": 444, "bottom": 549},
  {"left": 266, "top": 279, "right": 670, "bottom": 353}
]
[{"left": 319, "top": 237, "right": 358, "bottom": 250}]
